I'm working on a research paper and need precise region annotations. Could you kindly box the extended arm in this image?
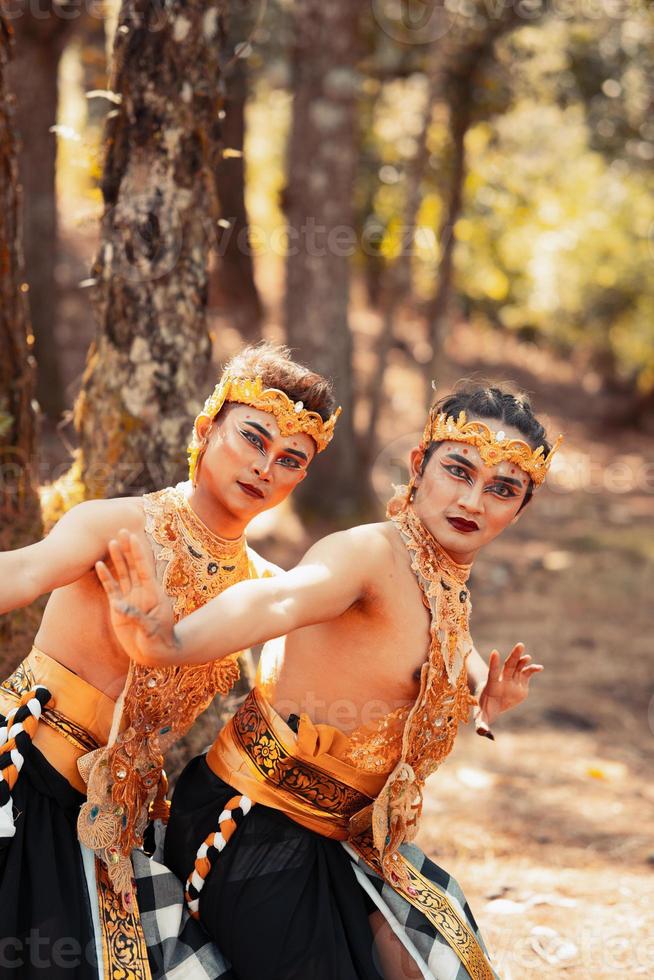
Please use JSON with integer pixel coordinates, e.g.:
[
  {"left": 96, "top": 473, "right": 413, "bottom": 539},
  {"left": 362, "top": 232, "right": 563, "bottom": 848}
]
[
  {"left": 97, "top": 527, "right": 376, "bottom": 668},
  {"left": 0, "top": 499, "right": 141, "bottom": 615}
]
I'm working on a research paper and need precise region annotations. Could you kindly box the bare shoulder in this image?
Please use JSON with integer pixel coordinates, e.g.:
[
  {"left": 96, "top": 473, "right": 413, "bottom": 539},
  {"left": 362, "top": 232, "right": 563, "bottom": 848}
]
[
  {"left": 341, "top": 521, "right": 395, "bottom": 554},
  {"left": 55, "top": 495, "right": 146, "bottom": 537},
  {"left": 312, "top": 521, "right": 396, "bottom": 571}
]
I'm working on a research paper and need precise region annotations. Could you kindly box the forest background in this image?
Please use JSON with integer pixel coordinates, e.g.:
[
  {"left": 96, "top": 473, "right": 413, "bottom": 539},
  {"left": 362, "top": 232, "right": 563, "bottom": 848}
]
[{"left": 0, "top": 1, "right": 653, "bottom": 976}]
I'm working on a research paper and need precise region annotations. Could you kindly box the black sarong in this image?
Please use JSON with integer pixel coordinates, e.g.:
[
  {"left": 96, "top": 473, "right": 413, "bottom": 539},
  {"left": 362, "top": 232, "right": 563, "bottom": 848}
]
[
  {"left": 165, "top": 754, "right": 382, "bottom": 980},
  {"left": 0, "top": 747, "right": 97, "bottom": 978}
]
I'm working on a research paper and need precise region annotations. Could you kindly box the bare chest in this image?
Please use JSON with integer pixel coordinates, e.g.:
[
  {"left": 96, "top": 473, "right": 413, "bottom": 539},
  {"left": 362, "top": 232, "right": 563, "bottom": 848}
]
[
  {"left": 269, "top": 556, "right": 432, "bottom": 729},
  {"left": 35, "top": 569, "right": 130, "bottom": 699}
]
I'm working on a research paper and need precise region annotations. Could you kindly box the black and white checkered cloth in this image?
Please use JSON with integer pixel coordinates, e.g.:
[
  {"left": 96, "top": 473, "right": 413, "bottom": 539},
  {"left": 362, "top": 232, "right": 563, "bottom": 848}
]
[
  {"left": 346, "top": 842, "right": 500, "bottom": 980},
  {"left": 133, "top": 825, "right": 499, "bottom": 980},
  {"left": 132, "top": 830, "right": 232, "bottom": 980}
]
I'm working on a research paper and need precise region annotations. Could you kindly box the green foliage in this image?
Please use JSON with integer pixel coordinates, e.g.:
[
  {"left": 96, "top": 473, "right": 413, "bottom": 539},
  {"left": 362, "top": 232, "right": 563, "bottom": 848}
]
[
  {"left": 350, "top": 8, "right": 654, "bottom": 394},
  {"left": 454, "top": 12, "right": 654, "bottom": 392}
]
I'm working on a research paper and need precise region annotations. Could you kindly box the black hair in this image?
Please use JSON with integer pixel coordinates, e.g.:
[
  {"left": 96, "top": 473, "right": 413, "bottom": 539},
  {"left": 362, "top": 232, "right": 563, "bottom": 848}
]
[{"left": 422, "top": 384, "right": 552, "bottom": 510}]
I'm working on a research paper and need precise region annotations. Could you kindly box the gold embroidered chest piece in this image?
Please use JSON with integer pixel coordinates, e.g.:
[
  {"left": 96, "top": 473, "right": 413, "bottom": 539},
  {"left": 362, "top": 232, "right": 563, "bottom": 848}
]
[
  {"left": 78, "top": 484, "right": 253, "bottom": 905},
  {"left": 148, "top": 484, "right": 252, "bottom": 619},
  {"left": 370, "top": 496, "right": 475, "bottom": 889}
]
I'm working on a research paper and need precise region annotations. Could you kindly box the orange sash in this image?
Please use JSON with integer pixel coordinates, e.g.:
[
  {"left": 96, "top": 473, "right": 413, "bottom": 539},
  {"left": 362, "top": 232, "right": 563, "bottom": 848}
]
[
  {"left": 206, "top": 687, "right": 496, "bottom": 980},
  {"left": 0, "top": 648, "right": 114, "bottom": 792}
]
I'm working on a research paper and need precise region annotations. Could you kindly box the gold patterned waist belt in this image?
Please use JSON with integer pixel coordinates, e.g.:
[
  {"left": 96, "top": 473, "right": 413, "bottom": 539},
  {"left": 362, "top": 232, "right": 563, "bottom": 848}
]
[
  {"left": 0, "top": 648, "right": 115, "bottom": 793},
  {"left": 206, "top": 687, "right": 496, "bottom": 979},
  {"left": 206, "top": 687, "right": 386, "bottom": 840}
]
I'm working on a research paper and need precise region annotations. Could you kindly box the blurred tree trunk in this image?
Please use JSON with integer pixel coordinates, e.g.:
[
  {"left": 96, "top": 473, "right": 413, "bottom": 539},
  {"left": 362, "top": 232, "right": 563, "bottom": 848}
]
[
  {"left": 423, "top": 70, "right": 470, "bottom": 407},
  {"left": 283, "top": 0, "right": 362, "bottom": 521},
  {"left": 80, "top": 10, "right": 109, "bottom": 125},
  {"left": 0, "top": 14, "right": 44, "bottom": 669},
  {"left": 364, "top": 68, "right": 440, "bottom": 470},
  {"left": 423, "top": 8, "right": 533, "bottom": 405},
  {"left": 358, "top": 81, "right": 385, "bottom": 309},
  {"left": 210, "top": 32, "right": 263, "bottom": 339},
  {"left": 7, "top": 1, "right": 78, "bottom": 420},
  {"left": 73, "top": 0, "right": 226, "bottom": 498}
]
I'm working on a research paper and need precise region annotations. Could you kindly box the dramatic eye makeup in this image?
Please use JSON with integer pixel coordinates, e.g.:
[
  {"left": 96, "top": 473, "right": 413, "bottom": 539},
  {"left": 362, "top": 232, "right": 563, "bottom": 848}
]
[
  {"left": 279, "top": 455, "right": 302, "bottom": 469},
  {"left": 441, "top": 452, "right": 524, "bottom": 499},
  {"left": 239, "top": 426, "right": 266, "bottom": 453},
  {"left": 242, "top": 420, "right": 272, "bottom": 441},
  {"left": 240, "top": 421, "right": 309, "bottom": 470},
  {"left": 279, "top": 446, "right": 308, "bottom": 469}
]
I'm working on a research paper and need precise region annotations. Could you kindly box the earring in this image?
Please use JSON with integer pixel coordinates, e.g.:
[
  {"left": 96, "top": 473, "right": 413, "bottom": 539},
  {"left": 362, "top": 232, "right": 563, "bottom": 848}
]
[
  {"left": 406, "top": 475, "right": 420, "bottom": 504},
  {"left": 406, "top": 448, "right": 425, "bottom": 505},
  {"left": 192, "top": 439, "right": 209, "bottom": 488}
]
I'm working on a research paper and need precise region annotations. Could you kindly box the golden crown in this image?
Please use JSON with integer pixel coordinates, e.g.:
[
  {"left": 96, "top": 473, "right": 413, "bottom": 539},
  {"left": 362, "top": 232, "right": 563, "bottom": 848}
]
[
  {"left": 422, "top": 409, "right": 563, "bottom": 486},
  {"left": 188, "top": 374, "right": 341, "bottom": 482}
]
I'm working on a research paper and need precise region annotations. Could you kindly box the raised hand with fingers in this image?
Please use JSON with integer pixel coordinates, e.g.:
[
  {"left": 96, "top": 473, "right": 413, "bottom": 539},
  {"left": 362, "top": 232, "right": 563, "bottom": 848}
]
[
  {"left": 95, "top": 529, "right": 177, "bottom": 666},
  {"left": 474, "top": 642, "right": 543, "bottom": 737}
]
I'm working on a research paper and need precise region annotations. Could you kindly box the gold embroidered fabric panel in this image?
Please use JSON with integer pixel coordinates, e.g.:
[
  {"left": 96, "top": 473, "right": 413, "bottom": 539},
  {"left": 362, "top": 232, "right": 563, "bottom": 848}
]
[
  {"left": 341, "top": 703, "right": 411, "bottom": 774},
  {"left": 95, "top": 860, "right": 152, "bottom": 980},
  {"left": 371, "top": 499, "right": 476, "bottom": 888},
  {"left": 78, "top": 484, "right": 253, "bottom": 904},
  {"left": 232, "top": 691, "right": 371, "bottom": 821},
  {"left": 352, "top": 835, "right": 495, "bottom": 980},
  {"left": 1, "top": 658, "right": 35, "bottom": 697}
]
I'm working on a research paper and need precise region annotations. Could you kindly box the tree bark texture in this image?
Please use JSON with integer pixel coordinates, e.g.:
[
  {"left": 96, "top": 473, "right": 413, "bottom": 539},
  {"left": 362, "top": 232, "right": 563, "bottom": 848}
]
[
  {"left": 283, "top": 0, "right": 362, "bottom": 520},
  {"left": 74, "top": 0, "right": 226, "bottom": 498},
  {"left": 0, "top": 12, "right": 44, "bottom": 668}
]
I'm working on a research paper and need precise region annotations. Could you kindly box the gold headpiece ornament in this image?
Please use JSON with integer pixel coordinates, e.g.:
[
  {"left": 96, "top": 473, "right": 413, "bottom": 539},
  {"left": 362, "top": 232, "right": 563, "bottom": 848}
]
[
  {"left": 421, "top": 409, "right": 563, "bottom": 486},
  {"left": 188, "top": 374, "right": 341, "bottom": 482}
]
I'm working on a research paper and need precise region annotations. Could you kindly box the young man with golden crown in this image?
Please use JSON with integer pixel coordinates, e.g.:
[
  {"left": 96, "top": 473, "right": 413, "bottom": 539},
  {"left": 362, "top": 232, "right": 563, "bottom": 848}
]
[
  {"left": 100, "top": 384, "right": 562, "bottom": 980},
  {"left": 0, "top": 342, "right": 340, "bottom": 979}
]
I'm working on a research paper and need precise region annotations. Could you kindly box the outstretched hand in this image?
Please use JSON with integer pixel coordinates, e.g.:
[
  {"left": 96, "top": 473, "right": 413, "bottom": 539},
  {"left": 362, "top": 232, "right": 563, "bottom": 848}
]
[
  {"left": 95, "top": 530, "right": 177, "bottom": 667},
  {"left": 474, "top": 642, "right": 543, "bottom": 736}
]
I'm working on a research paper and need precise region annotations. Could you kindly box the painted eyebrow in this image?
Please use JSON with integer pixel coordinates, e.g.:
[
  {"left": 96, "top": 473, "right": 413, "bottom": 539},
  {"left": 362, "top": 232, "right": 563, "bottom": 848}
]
[
  {"left": 243, "top": 421, "right": 308, "bottom": 461},
  {"left": 243, "top": 420, "right": 273, "bottom": 440},
  {"left": 444, "top": 452, "right": 524, "bottom": 488},
  {"left": 283, "top": 447, "right": 308, "bottom": 462}
]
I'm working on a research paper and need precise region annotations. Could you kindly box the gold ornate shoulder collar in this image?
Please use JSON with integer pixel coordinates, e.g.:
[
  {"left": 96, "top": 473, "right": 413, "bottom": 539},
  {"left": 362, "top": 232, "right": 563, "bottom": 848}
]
[
  {"left": 144, "top": 484, "right": 250, "bottom": 620},
  {"left": 171, "top": 485, "right": 246, "bottom": 555}
]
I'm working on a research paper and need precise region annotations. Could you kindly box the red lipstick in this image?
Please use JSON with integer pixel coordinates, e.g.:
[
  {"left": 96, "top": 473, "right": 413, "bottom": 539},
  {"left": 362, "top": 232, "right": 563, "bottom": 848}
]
[
  {"left": 237, "top": 481, "right": 264, "bottom": 499},
  {"left": 447, "top": 516, "right": 479, "bottom": 533}
]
